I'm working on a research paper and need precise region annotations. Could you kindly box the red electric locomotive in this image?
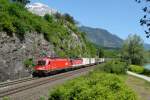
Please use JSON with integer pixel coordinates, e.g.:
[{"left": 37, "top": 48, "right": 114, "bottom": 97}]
[
  {"left": 33, "top": 57, "right": 84, "bottom": 76},
  {"left": 33, "top": 57, "right": 72, "bottom": 76}
]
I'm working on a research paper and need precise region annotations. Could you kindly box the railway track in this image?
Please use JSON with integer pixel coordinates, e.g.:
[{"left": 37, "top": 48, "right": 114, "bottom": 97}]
[
  {"left": 0, "top": 65, "right": 95, "bottom": 98},
  {"left": 0, "top": 77, "right": 37, "bottom": 88}
]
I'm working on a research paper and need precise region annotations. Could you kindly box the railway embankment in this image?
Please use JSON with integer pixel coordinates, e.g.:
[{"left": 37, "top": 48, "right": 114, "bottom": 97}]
[{"left": 0, "top": 65, "right": 95, "bottom": 100}]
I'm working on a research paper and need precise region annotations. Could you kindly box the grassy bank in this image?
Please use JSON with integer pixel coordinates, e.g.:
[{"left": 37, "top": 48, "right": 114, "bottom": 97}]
[{"left": 48, "top": 62, "right": 137, "bottom": 100}]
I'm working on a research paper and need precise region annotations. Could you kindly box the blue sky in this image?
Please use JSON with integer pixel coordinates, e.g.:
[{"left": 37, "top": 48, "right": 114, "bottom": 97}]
[{"left": 31, "top": 0, "right": 149, "bottom": 44}]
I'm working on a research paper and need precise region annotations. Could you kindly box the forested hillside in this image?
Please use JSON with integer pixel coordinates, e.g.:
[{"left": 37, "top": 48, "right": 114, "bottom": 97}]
[{"left": 0, "top": 0, "right": 97, "bottom": 81}]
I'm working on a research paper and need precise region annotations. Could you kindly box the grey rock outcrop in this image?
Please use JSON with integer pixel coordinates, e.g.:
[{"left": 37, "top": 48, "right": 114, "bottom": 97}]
[{"left": 0, "top": 32, "right": 54, "bottom": 82}]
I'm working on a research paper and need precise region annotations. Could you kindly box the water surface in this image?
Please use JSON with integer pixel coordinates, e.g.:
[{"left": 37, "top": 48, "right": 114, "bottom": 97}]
[{"left": 144, "top": 64, "right": 150, "bottom": 70}]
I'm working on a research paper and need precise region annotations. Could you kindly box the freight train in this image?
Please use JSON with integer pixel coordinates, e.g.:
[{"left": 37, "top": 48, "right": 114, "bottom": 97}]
[{"left": 33, "top": 57, "right": 105, "bottom": 76}]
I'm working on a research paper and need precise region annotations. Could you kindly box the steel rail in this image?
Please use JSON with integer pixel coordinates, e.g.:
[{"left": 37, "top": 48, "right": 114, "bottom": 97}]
[{"left": 0, "top": 77, "right": 37, "bottom": 88}]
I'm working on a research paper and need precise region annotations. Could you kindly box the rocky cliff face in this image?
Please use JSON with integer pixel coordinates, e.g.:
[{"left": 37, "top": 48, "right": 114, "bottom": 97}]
[
  {"left": 0, "top": 32, "right": 54, "bottom": 82},
  {"left": 0, "top": 30, "right": 86, "bottom": 82}
]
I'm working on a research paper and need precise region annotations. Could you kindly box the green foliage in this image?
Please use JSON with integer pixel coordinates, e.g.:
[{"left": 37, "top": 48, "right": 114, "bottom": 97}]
[
  {"left": 12, "top": 0, "right": 30, "bottom": 6},
  {"left": 24, "top": 58, "right": 34, "bottom": 68},
  {"left": 97, "top": 48, "right": 104, "bottom": 58},
  {"left": 143, "top": 51, "right": 150, "bottom": 63},
  {"left": 53, "top": 12, "right": 62, "bottom": 20},
  {"left": 104, "top": 49, "right": 120, "bottom": 58},
  {"left": 49, "top": 72, "right": 137, "bottom": 100},
  {"left": 2, "top": 97, "right": 9, "bottom": 100},
  {"left": 129, "top": 64, "right": 150, "bottom": 76},
  {"left": 44, "top": 14, "right": 53, "bottom": 23},
  {"left": 0, "top": 13, "right": 15, "bottom": 35},
  {"left": 0, "top": 0, "right": 97, "bottom": 58},
  {"left": 135, "top": 0, "right": 150, "bottom": 38},
  {"left": 63, "top": 13, "right": 76, "bottom": 25},
  {"left": 143, "top": 68, "right": 150, "bottom": 76},
  {"left": 129, "top": 65, "right": 144, "bottom": 74},
  {"left": 39, "top": 96, "right": 45, "bottom": 100},
  {"left": 85, "top": 41, "right": 97, "bottom": 57},
  {"left": 97, "top": 60, "right": 127, "bottom": 74},
  {"left": 121, "top": 34, "right": 145, "bottom": 65}
]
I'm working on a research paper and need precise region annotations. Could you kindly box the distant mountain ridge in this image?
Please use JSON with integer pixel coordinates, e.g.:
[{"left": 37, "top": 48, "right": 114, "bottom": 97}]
[
  {"left": 144, "top": 43, "right": 150, "bottom": 50},
  {"left": 79, "top": 26, "right": 150, "bottom": 50},
  {"left": 79, "top": 26, "right": 123, "bottom": 48},
  {"left": 26, "top": 3, "right": 150, "bottom": 50}
]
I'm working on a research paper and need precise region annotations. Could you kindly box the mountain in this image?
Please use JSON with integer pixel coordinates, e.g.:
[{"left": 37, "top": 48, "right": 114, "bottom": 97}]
[
  {"left": 26, "top": 3, "right": 57, "bottom": 16},
  {"left": 79, "top": 26, "right": 150, "bottom": 50},
  {"left": 79, "top": 26, "right": 123, "bottom": 48},
  {"left": 144, "top": 43, "right": 150, "bottom": 50}
]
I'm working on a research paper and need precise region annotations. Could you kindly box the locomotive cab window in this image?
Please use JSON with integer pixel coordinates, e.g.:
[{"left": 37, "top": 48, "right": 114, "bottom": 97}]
[{"left": 37, "top": 60, "right": 46, "bottom": 66}]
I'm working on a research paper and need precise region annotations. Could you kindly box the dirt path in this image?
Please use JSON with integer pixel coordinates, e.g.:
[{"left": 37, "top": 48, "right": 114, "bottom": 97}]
[
  {"left": 127, "top": 71, "right": 150, "bottom": 82},
  {"left": 126, "top": 75, "right": 150, "bottom": 100}
]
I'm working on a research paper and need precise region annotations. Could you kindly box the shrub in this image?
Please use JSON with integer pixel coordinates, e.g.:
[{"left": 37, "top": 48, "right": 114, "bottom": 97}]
[
  {"left": 49, "top": 72, "right": 137, "bottom": 100},
  {"left": 0, "top": 13, "right": 15, "bottom": 35},
  {"left": 2, "top": 96, "right": 9, "bottom": 100},
  {"left": 39, "top": 96, "right": 45, "bottom": 100},
  {"left": 143, "top": 68, "right": 150, "bottom": 76},
  {"left": 13, "top": 19, "right": 29, "bottom": 40},
  {"left": 44, "top": 14, "right": 53, "bottom": 23},
  {"left": 98, "top": 60, "right": 127, "bottom": 74},
  {"left": 24, "top": 58, "right": 34, "bottom": 68},
  {"left": 129, "top": 65, "right": 144, "bottom": 74}
]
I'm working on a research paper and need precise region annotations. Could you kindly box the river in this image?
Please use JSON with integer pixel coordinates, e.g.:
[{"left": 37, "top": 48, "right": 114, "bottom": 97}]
[{"left": 144, "top": 64, "right": 150, "bottom": 70}]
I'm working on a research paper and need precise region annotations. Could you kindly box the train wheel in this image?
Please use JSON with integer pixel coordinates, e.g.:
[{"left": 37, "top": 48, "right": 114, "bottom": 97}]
[{"left": 32, "top": 71, "right": 38, "bottom": 77}]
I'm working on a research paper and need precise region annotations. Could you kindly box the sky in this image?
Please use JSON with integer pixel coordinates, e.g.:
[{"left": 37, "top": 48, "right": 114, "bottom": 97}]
[{"left": 31, "top": 0, "right": 150, "bottom": 44}]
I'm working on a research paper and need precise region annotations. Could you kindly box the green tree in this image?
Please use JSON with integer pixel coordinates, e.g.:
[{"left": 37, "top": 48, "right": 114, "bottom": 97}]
[
  {"left": 97, "top": 48, "right": 104, "bottom": 58},
  {"left": 121, "top": 34, "right": 144, "bottom": 65},
  {"left": 12, "top": 0, "right": 30, "bottom": 5},
  {"left": 135, "top": 0, "right": 150, "bottom": 38},
  {"left": 63, "top": 13, "right": 77, "bottom": 25},
  {"left": 53, "top": 12, "right": 62, "bottom": 19},
  {"left": 44, "top": 14, "right": 53, "bottom": 23}
]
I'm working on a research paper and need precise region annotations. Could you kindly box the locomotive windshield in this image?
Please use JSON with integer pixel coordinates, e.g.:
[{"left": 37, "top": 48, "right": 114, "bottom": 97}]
[{"left": 37, "top": 60, "right": 46, "bottom": 66}]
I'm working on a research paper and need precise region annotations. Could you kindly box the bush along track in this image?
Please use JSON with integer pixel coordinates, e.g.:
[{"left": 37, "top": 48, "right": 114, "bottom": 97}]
[
  {"left": 96, "top": 60, "right": 128, "bottom": 74},
  {"left": 48, "top": 70, "right": 137, "bottom": 100}
]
